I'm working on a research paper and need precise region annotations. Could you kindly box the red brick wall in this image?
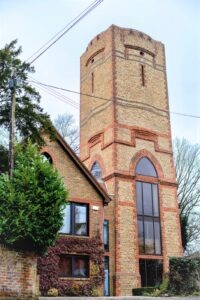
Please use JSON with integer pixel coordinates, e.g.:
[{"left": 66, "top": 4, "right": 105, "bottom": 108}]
[{"left": 0, "top": 245, "right": 39, "bottom": 299}]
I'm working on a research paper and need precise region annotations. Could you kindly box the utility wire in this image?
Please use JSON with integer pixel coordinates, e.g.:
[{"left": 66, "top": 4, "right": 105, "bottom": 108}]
[
  {"left": 31, "top": 79, "right": 79, "bottom": 109},
  {"left": 31, "top": 82, "right": 79, "bottom": 110},
  {"left": 29, "top": 79, "right": 200, "bottom": 120},
  {"left": 26, "top": 0, "right": 103, "bottom": 65},
  {"left": 29, "top": 75, "right": 79, "bottom": 106}
]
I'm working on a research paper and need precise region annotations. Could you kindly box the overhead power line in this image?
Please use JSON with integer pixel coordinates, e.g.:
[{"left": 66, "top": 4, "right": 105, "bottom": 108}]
[
  {"left": 30, "top": 77, "right": 79, "bottom": 109},
  {"left": 29, "top": 79, "right": 200, "bottom": 120},
  {"left": 26, "top": 0, "right": 103, "bottom": 65}
]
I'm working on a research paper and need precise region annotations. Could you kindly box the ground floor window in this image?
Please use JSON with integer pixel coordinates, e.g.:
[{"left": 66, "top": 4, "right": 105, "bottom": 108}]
[
  {"left": 139, "top": 259, "right": 163, "bottom": 287},
  {"left": 58, "top": 255, "right": 89, "bottom": 278},
  {"left": 104, "top": 256, "right": 110, "bottom": 296}
]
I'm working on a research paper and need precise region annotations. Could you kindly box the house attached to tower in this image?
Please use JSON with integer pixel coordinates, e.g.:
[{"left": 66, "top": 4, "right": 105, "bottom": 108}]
[{"left": 39, "top": 25, "right": 182, "bottom": 297}]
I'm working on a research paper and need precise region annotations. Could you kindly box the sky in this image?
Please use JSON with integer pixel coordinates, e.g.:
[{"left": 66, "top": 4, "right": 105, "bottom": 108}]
[{"left": 1, "top": 0, "right": 200, "bottom": 144}]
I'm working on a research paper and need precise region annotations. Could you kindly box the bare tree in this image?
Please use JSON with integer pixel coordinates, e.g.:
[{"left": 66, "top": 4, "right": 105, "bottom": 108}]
[
  {"left": 173, "top": 138, "right": 200, "bottom": 252},
  {"left": 54, "top": 113, "right": 79, "bottom": 154}
]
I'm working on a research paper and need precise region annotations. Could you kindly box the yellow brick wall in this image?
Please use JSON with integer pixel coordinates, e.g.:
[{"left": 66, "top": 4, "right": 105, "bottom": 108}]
[{"left": 80, "top": 25, "right": 182, "bottom": 296}]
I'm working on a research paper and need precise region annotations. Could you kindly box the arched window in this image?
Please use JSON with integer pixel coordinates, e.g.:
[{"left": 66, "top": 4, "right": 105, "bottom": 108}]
[
  {"left": 136, "top": 157, "right": 162, "bottom": 286},
  {"left": 90, "top": 161, "right": 102, "bottom": 180},
  {"left": 41, "top": 152, "right": 53, "bottom": 164},
  {"left": 136, "top": 157, "right": 157, "bottom": 177},
  {"left": 136, "top": 157, "right": 161, "bottom": 255}
]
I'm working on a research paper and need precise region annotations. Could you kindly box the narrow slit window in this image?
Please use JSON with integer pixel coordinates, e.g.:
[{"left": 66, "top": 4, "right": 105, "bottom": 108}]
[
  {"left": 141, "top": 65, "right": 145, "bottom": 86},
  {"left": 92, "top": 72, "right": 94, "bottom": 93}
]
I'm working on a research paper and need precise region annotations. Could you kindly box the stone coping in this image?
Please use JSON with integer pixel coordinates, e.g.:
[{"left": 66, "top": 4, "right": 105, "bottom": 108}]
[{"left": 39, "top": 297, "right": 200, "bottom": 300}]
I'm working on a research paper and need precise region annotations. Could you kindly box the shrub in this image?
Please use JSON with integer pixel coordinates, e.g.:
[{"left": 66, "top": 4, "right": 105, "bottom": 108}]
[
  {"left": 47, "top": 288, "right": 58, "bottom": 297},
  {"left": 132, "top": 287, "right": 157, "bottom": 296},
  {"left": 169, "top": 257, "right": 200, "bottom": 295},
  {"left": 0, "top": 141, "right": 68, "bottom": 255}
]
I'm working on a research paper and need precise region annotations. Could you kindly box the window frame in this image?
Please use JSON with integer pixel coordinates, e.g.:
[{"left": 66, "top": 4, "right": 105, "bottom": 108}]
[
  {"left": 103, "top": 220, "right": 109, "bottom": 251},
  {"left": 90, "top": 161, "right": 102, "bottom": 181},
  {"left": 41, "top": 152, "right": 53, "bottom": 164},
  {"left": 136, "top": 181, "right": 162, "bottom": 255},
  {"left": 135, "top": 157, "right": 162, "bottom": 256},
  {"left": 60, "top": 202, "right": 89, "bottom": 237},
  {"left": 58, "top": 254, "right": 90, "bottom": 278},
  {"left": 139, "top": 259, "right": 163, "bottom": 287}
]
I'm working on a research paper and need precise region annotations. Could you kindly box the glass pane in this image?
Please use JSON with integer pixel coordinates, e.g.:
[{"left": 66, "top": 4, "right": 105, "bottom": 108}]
[
  {"left": 152, "top": 184, "right": 159, "bottom": 216},
  {"left": 73, "top": 257, "right": 89, "bottom": 277},
  {"left": 104, "top": 257, "right": 110, "bottom": 296},
  {"left": 138, "top": 218, "right": 144, "bottom": 254},
  {"left": 136, "top": 182, "right": 143, "bottom": 215},
  {"left": 75, "top": 205, "right": 87, "bottom": 235},
  {"left": 41, "top": 152, "right": 53, "bottom": 164},
  {"left": 59, "top": 204, "right": 70, "bottom": 233},
  {"left": 58, "top": 256, "right": 71, "bottom": 277},
  {"left": 143, "top": 183, "right": 153, "bottom": 216},
  {"left": 103, "top": 220, "right": 109, "bottom": 250},
  {"left": 91, "top": 161, "right": 102, "bottom": 180},
  {"left": 140, "top": 259, "right": 163, "bottom": 287},
  {"left": 154, "top": 220, "right": 162, "bottom": 255},
  {"left": 144, "top": 218, "right": 154, "bottom": 254},
  {"left": 136, "top": 157, "right": 157, "bottom": 177}
]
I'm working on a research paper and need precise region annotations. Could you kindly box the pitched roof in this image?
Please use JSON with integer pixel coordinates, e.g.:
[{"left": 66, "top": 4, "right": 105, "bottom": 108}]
[{"left": 55, "top": 131, "right": 111, "bottom": 205}]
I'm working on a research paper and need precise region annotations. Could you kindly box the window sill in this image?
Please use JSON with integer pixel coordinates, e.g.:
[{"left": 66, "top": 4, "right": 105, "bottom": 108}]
[
  {"left": 139, "top": 254, "right": 163, "bottom": 260},
  {"left": 59, "top": 233, "right": 89, "bottom": 238},
  {"left": 59, "top": 277, "right": 90, "bottom": 281}
]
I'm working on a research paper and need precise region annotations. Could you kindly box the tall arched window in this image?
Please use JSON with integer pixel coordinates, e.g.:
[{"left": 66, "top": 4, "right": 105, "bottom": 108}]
[
  {"left": 90, "top": 161, "right": 102, "bottom": 180},
  {"left": 136, "top": 157, "right": 161, "bottom": 255}
]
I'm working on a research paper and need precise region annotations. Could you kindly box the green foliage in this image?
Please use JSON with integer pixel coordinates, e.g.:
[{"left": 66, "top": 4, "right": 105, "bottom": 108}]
[
  {"left": 158, "top": 274, "right": 169, "bottom": 294},
  {"left": 0, "top": 40, "right": 55, "bottom": 145},
  {"left": 169, "top": 257, "right": 200, "bottom": 295},
  {"left": 132, "top": 287, "right": 157, "bottom": 296},
  {"left": 132, "top": 275, "right": 169, "bottom": 297},
  {"left": 0, "top": 145, "right": 8, "bottom": 173},
  {"left": 0, "top": 141, "right": 68, "bottom": 254},
  {"left": 180, "top": 214, "right": 189, "bottom": 251}
]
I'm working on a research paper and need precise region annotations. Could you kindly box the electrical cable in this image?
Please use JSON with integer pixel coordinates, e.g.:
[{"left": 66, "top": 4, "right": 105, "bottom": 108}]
[
  {"left": 26, "top": 0, "right": 103, "bottom": 65},
  {"left": 29, "top": 79, "right": 200, "bottom": 120},
  {"left": 31, "top": 80, "right": 79, "bottom": 110}
]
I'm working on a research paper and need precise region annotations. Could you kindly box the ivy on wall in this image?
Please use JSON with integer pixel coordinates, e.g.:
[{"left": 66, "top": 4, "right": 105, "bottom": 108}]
[{"left": 37, "top": 233, "right": 104, "bottom": 296}]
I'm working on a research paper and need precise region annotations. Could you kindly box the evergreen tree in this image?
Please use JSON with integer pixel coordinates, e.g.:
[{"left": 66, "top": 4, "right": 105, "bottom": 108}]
[
  {"left": 0, "top": 40, "right": 55, "bottom": 146},
  {"left": 0, "top": 141, "right": 68, "bottom": 254}
]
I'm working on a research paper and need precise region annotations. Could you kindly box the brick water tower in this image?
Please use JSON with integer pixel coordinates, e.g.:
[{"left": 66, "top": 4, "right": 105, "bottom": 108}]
[{"left": 80, "top": 25, "right": 182, "bottom": 296}]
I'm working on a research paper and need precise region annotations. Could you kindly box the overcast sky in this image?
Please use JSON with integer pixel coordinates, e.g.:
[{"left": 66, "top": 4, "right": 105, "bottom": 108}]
[{"left": 1, "top": 0, "right": 200, "bottom": 143}]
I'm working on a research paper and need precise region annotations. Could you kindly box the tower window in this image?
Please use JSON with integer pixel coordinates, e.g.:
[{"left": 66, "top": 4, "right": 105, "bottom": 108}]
[
  {"left": 139, "top": 259, "right": 163, "bottom": 287},
  {"left": 103, "top": 220, "right": 109, "bottom": 251},
  {"left": 136, "top": 157, "right": 157, "bottom": 177},
  {"left": 136, "top": 158, "right": 162, "bottom": 255},
  {"left": 92, "top": 72, "right": 94, "bottom": 93},
  {"left": 91, "top": 161, "right": 102, "bottom": 180},
  {"left": 141, "top": 65, "right": 145, "bottom": 86}
]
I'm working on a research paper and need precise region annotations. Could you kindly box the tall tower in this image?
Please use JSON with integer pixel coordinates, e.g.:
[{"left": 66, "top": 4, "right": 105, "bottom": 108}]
[{"left": 80, "top": 25, "right": 182, "bottom": 296}]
